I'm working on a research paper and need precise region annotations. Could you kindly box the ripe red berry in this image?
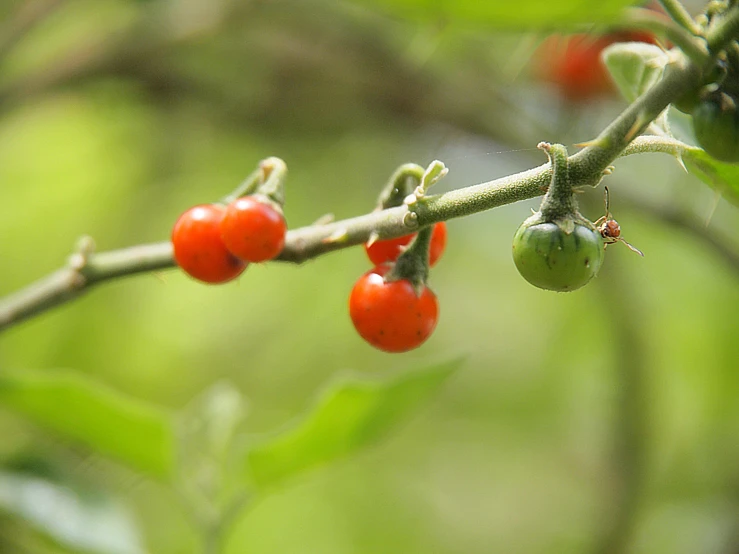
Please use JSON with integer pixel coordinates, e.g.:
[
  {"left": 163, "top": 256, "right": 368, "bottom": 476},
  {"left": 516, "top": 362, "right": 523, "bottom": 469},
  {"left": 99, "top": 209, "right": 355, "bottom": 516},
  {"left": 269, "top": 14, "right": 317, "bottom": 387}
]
[
  {"left": 172, "top": 204, "right": 246, "bottom": 284},
  {"left": 220, "top": 196, "right": 287, "bottom": 263},
  {"left": 349, "top": 265, "right": 439, "bottom": 353},
  {"left": 364, "top": 222, "right": 447, "bottom": 267}
]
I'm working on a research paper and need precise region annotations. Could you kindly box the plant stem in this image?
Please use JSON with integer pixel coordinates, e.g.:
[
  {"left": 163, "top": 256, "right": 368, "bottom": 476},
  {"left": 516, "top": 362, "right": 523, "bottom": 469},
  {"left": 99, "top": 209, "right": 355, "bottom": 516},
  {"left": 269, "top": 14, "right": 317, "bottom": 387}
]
[
  {"left": 0, "top": 135, "right": 710, "bottom": 334},
  {"left": 623, "top": 8, "right": 709, "bottom": 64},
  {"left": 2, "top": 6, "right": 739, "bottom": 333},
  {"left": 706, "top": 4, "right": 739, "bottom": 52},
  {"left": 537, "top": 142, "right": 577, "bottom": 221},
  {"left": 658, "top": 0, "right": 703, "bottom": 35}
]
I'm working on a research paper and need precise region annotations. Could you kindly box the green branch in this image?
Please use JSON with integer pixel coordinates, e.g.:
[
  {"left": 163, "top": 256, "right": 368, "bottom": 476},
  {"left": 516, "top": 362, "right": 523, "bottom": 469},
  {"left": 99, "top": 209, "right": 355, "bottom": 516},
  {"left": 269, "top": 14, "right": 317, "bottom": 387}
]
[
  {"left": 658, "top": 0, "right": 702, "bottom": 35},
  {"left": 2, "top": 6, "right": 739, "bottom": 333},
  {"left": 0, "top": 136, "right": 692, "bottom": 333}
]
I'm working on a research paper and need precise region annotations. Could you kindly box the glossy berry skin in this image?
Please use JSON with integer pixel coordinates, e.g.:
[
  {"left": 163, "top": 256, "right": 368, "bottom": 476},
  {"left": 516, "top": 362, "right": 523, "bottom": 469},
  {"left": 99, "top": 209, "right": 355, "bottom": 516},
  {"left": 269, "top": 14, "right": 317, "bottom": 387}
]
[
  {"left": 172, "top": 204, "right": 246, "bottom": 284},
  {"left": 512, "top": 222, "right": 604, "bottom": 292},
  {"left": 692, "top": 96, "right": 739, "bottom": 162},
  {"left": 364, "top": 222, "right": 447, "bottom": 267},
  {"left": 220, "top": 196, "right": 287, "bottom": 262},
  {"left": 349, "top": 265, "right": 439, "bottom": 353}
]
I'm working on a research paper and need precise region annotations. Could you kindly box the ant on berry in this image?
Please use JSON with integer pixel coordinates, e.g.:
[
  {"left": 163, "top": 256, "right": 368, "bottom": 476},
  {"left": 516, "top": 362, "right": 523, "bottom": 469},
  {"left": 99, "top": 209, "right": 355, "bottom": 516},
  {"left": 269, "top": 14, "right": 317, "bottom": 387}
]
[{"left": 594, "top": 186, "right": 644, "bottom": 257}]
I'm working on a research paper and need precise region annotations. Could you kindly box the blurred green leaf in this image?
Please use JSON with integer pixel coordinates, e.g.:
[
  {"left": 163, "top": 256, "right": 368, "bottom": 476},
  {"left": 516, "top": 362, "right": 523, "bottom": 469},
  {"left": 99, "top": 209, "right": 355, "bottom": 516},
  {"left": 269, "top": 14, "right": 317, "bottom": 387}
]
[
  {"left": 350, "top": 0, "right": 639, "bottom": 29},
  {"left": 176, "top": 381, "right": 248, "bottom": 516},
  {"left": 682, "top": 147, "right": 739, "bottom": 206},
  {"left": 0, "top": 470, "right": 144, "bottom": 554},
  {"left": 245, "top": 359, "right": 461, "bottom": 490},
  {"left": 602, "top": 42, "right": 669, "bottom": 103},
  {"left": 0, "top": 370, "right": 174, "bottom": 478}
]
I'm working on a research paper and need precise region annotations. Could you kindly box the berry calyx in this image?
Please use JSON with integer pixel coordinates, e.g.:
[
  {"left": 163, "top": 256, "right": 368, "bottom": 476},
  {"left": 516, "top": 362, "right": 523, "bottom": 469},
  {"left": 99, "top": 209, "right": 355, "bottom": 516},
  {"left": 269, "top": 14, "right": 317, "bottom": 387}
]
[
  {"left": 364, "top": 222, "right": 447, "bottom": 267},
  {"left": 349, "top": 264, "right": 439, "bottom": 353},
  {"left": 220, "top": 195, "right": 287, "bottom": 262},
  {"left": 172, "top": 204, "right": 247, "bottom": 284}
]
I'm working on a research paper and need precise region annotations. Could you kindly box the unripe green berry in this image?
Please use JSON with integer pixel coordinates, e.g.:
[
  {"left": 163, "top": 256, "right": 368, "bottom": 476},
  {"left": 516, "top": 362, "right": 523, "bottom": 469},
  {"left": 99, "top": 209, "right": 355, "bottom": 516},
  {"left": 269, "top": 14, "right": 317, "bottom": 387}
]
[
  {"left": 692, "top": 94, "right": 739, "bottom": 162},
  {"left": 512, "top": 220, "right": 605, "bottom": 292}
]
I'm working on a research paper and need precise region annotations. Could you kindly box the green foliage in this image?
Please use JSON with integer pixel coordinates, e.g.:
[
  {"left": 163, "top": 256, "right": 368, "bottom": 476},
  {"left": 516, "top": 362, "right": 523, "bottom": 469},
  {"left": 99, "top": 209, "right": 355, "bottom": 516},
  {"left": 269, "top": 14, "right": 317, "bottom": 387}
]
[
  {"left": 1, "top": 0, "right": 739, "bottom": 553},
  {"left": 602, "top": 42, "right": 669, "bottom": 103},
  {"left": 0, "top": 370, "right": 174, "bottom": 478},
  {"left": 353, "top": 0, "right": 640, "bottom": 29},
  {"left": 602, "top": 41, "right": 739, "bottom": 205},
  {"left": 0, "top": 470, "right": 144, "bottom": 554},
  {"left": 244, "top": 360, "right": 461, "bottom": 490},
  {"left": 683, "top": 146, "right": 739, "bottom": 205}
]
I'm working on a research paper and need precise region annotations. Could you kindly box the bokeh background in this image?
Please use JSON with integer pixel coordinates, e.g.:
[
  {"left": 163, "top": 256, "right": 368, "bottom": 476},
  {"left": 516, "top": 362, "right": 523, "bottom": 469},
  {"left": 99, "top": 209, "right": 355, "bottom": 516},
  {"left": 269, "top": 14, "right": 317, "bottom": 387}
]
[{"left": 1, "top": 0, "right": 739, "bottom": 553}]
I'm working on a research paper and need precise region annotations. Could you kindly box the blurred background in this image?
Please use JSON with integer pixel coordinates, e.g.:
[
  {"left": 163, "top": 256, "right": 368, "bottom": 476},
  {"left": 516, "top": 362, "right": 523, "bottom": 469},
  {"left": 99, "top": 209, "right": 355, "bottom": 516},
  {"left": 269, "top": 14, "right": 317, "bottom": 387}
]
[{"left": 1, "top": 0, "right": 739, "bottom": 553}]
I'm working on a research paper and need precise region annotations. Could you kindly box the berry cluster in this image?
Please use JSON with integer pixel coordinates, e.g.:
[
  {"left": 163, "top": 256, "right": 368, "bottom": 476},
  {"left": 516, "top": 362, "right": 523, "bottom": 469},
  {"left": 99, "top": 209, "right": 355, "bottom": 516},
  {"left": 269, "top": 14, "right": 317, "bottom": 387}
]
[
  {"left": 172, "top": 169, "right": 287, "bottom": 287},
  {"left": 170, "top": 159, "right": 444, "bottom": 353},
  {"left": 172, "top": 196, "right": 287, "bottom": 283}
]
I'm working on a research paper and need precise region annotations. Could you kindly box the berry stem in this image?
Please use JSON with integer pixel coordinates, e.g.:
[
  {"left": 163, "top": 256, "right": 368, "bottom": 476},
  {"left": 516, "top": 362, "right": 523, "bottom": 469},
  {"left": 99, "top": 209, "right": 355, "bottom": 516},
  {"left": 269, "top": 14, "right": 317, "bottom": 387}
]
[
  {"left": 536, "top": 142, "right": 577, "bottom": 221},
  {"left": 657, "top": 0, "right": 703, "bottom": 35},
  {"left": 623, "top": 7, "right": 709, "bottom": 64},
  {"left": 386, "top": 225, "right": 432, "bottom": 294},
  {"left": 376, "top": 163, "right": 424, "bottom": 210},
  {"left": 256, "top": 156, "right": 288, "bottom": 206},
  {"left": 706, "top": 4, "right": 739, "bottom": 53},
  {"left": 221, "top": 167, "right": 262, "bottom": 205}
]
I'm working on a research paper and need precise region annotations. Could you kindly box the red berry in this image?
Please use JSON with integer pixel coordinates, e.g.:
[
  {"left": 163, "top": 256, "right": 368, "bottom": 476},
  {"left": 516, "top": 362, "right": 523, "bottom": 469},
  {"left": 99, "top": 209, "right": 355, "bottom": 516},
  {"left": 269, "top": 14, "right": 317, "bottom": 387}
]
[
  {"left": 172, "top": 204, "right": 246, "bottom": 284},
  {"left": 364, "top": 222, "right": 447, "bottom": 267},
  {"left": 349, "top": 265, "right": 439, "bottom": 353},
  {"left": 220, "top": 196, "right": 287, "bottom": 262}
]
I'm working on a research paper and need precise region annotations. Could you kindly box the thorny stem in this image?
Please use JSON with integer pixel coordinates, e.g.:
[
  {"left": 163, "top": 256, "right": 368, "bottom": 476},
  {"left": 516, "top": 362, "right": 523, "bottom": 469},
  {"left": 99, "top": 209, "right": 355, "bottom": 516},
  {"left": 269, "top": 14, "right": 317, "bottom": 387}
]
[{"left": 2, "top": 8, "right": 739, "bottom": 333}]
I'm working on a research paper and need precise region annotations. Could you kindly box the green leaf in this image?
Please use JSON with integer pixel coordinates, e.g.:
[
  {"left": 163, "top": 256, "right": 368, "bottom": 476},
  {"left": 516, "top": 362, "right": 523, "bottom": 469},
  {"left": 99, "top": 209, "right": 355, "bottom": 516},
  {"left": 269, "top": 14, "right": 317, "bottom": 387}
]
[
  {"left": 0, "top": 369, "right": 174, "bottom": 478},
  {"left": 349, "top": 0, "right": 640, "bottom": 30},
  {"left": 244, "top": 359, "right": 461, "bottom": 490},
  {"left": 682, "top": 147, "right": 739, "bottom": 206},
  {"left": 0, "top": 470, "right": 144, "bottom": 554},
  {"left": 602, "top": 42, "right": 669, "bottom": 103},
  {"left": 176, "top": 381, "right": 249, "bottom": 516}
]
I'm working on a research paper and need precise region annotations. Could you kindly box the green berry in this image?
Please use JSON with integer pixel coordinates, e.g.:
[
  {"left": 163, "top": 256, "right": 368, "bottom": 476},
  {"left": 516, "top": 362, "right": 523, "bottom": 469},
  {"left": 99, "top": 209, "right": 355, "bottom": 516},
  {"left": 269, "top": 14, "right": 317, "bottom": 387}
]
[
  {"left": 512, "top": 221, "right": 605, "bottom": 292},
  {"left": 692, "top": 93, "right": 739, "bottom": 162}
]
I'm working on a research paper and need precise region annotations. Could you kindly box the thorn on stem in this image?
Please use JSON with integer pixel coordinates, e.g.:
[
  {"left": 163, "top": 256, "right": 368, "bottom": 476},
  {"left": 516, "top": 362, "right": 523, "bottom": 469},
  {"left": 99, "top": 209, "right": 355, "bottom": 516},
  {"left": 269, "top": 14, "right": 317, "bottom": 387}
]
[
  {"left": 311, "top": 213, "right": 335, "bottom": 226},
  {"left": 68, "top": 236, "right": 96, "bottom": 271},
  {"left": 366, "top": 231, "right": 380, "bottom": 248},
  {"left": 322, "top": 228, "right": 349, "bottom": 244}
]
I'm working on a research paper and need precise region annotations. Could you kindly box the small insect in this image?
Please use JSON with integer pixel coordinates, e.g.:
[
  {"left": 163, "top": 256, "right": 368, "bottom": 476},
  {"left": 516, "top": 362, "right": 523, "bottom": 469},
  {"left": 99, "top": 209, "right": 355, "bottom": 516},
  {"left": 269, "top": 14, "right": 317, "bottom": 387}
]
[{"left": 595, "top": 187, "right": 644, "bottom": 256}]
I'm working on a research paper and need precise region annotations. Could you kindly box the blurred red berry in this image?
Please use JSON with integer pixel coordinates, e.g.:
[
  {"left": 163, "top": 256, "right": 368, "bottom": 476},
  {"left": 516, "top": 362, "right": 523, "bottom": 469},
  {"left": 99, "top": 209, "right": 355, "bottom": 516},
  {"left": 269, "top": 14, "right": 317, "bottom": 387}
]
[{"left": 534, "top": 31, "right": 657, "bottom": 102}]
